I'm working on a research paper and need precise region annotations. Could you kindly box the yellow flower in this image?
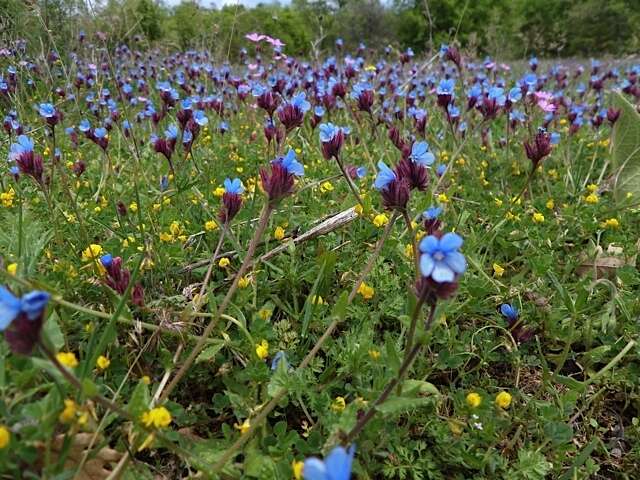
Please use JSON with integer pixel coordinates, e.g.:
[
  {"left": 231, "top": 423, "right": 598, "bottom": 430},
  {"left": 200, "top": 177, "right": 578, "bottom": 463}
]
[
  {"left": 292, "top": 460, "right": 304, "bottom": 480},
  {"left": 586, "top": 183, "right": 598, "bottom": 193},
  {"left": 603, "top": 218, "right": 620, "bottom": 229},
  {"left": 274, "top": 226, "right": 286, "bottom": 240},
  {"left": 142, "top": 375, "right": 151, "bottom": 385},
  {"left": 0, "top": 188, "right": 15, "bottom": 207},
  {"left": 404, "top": 243, "right": 414, "bottom": 259},
  {"left": 494, "top": 197, "right": 503, "bottom": 207},
  {"left": 59, "top": 399, "right": 77, "bottom": 423},
  {"left": 205, "top": 220, "right": 218, "bottom": 231},
  {"left": 141, "top": 406, "right": 172, "bottom": 428},
  {"left": 234, "top": 418, "right": 251, "bottom": 434},
  {"left": 7, "top": 263, "right": 17, "bottom": 275},
  {"left": 354, "top": 204, "right": 363, "bottom": 216},
  {"left": 331, "top": 396, "right": 346, "bottom": 412},
  {"left": 0, "top": 425, "right": 10, "bottom": 448},
  {"left": 169, "top": 221, "right": 182, "bottom": 236},
  {"left": 258, "top": 308, "right": 272, "bottom": 320},
  {"left": 532, "top": 212, "right": 545, "bottom": 224},
  {"left": 159, "top": 232, "right": 173, "bottom": 243},
  {"left": 546, "top": 198, "right": 555, "bottom": 210},
  {"left": 214, "top": 186, "right": 225, "bottom": 197},
  {"left": 559, "top": 118, "right": 567, "bottom": 126},
  {"left": 492, "top": 263, "right": 505, "bottom": 277},
  {"left": 96, "top": 355, "right": 111, "bottom": 370},
  {"left": 81, "top": 244, "right": 103, "bottom": 262},
  {"left": 437, "top": 193, "right": 449, "bottom": 203},
  {"left": 57, "top": 352, "right": 79, "bottom": 368},
  {"left": 320, "top": 181, "right": 334, "bottom": 193},
  {"left": 357, "top": 282, "right": 374, "bottom": 300},
  {"left": 218, "top": 257, "right": 231, "bottom": 268},
  {"left": 466, "top": 392, "right": 482, "bottom": 408},
  {"left": 372, "top": 213, "right": 388, "bottom": 228},
  {"left": 369, "top": 349, "right": 380, "bottom": 360},
  {"left": 495, "top": 391, "right": 512, "bottom": 409},
  {"left": 238, "top": 276, "right": 250, "bottom": 289},
  {"left": 129, "top": 202, "right": 138, "bottom": 212},
  {"left": 585, "top": 193, "right": 599, "bottom": 204},
  {"left": 256, "top": 340, "right": 269, "bottom": 360},
  {"left": 547, "top": 169, "right": 558, "bottom": 180}
]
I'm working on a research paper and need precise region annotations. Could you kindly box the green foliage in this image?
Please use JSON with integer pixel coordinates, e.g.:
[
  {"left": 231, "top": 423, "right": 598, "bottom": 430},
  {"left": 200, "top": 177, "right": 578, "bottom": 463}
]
[{"left": 611, "top": 91, "right": 640, "bottom": 201}]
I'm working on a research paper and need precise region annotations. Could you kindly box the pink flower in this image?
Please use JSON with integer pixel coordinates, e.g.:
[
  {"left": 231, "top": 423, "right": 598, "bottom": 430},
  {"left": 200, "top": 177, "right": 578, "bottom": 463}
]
[
  {"left": 245, "top": 32, "right": 266, "bottom": 43},
  {"left": 265, "top": 36, "right": 285, "bottom": 48},
  {"left": 534, "top": 91, "right": 556, "bottom": 112}
]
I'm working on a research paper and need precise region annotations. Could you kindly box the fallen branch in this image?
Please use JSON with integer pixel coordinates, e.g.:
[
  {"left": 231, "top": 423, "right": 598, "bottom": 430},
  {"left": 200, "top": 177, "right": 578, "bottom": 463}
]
[{"left": 180, "top": 207, "right": 358, "bottom": 272}]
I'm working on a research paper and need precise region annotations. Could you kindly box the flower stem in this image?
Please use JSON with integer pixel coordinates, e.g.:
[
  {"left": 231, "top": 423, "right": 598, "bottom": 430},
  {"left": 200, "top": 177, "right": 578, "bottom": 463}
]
[
  {"left": 335, "top": 156, "right": 364, "bottom": 208},
  {"left": 345, "top": 302, "right": 436, "bottom": 443},
  {"left": 210, "top": 211, "right": 399, "bottom": 473},
  {"left": 160, "top": 202, "right": 273, "bottom": 401},
  {"left": 402, "top": 209, "right": 420, "bottom": 280}
]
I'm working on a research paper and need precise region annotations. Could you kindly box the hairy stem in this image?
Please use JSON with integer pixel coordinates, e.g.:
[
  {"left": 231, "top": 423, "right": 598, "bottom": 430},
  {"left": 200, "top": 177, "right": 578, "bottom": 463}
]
[{"left": 160, "top": 202, "right": 273, "bottom": 401}]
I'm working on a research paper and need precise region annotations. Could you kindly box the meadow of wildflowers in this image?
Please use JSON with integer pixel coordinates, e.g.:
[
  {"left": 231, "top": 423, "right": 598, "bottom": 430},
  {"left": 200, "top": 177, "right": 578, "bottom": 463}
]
[{"left": 0, "top": 34, "right": 640, "bottom": 479}]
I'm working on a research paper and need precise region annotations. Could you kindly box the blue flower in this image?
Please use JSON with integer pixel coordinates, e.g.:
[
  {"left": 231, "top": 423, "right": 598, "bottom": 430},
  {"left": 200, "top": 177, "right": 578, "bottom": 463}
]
[
  {"left": 100, "top": 254, "right": 113, "bottom": 268},
  {"left": 278, "top": 149, "right": 304, "bottom": 176},
  {"left": 194, "top": 110, "right": 208, "bottom": 126},
  {"left": 550, "top": 132, "right": 561, "bottom": 145},
  {"left": 291, "top": 92, "right": 311, "bottom": 113},
  {"left": 435, "top": 164, "right": 447, "bottom": 177},
  {"left": 160, "top": 175, "right": 169, "bottom": 192},
  {"left": 508, "top": 87, "right": 522, "bottom": 102},
  {"left": 419, "top": 233, "right": 466, "bottom": 283},
  {"left": 165, "top": 125, "right": 178, "bottom": 140},
  {"left": 94, "top": 127, "right": 107, "bottom": 139},
  {"left": 0, "top": 287, "right": 50, "bottom": 330},
  {"left": 319, "top": 123, "right": 343, "bottom": 143},
  {"left": 410, "top": 141, "right": 435, "bottom": 166},
  {"left": 374, "top": 161, "right": 396, "bottom": 191},
  {"left": 356, "top": 166, "right": 367, "bottom": 178},
  {"left": 182, "top": 130, "right": 193, "bottom": 145},
  {"left": 79, "top": 119, "right": 91, "bottom": 132},
  {"left": 423, "top": 206, "right": 442, "bottom": 220},
  {"left": 436, "top": 79, "right": 455, "bottom": 96},
  {"left": 488, "top": 87, "right": 506, "bottom": 106},
  {"left": 224, "top": 178, "right": 244, "bottom": 194},
  {"left": 500, "top": 303, "right": 518, "bottom": 322},
  {"left": 303, "top": 445, "right": 355, "bottom": 480},
  {"left": 38, "top": 103, "right": 55, "bottom": 118},
  {"left": 314, "top": 106, "right": 325, "bottom": 117},
  {"left": 9, "top": 135, "right": 34, "bottom": 161}
]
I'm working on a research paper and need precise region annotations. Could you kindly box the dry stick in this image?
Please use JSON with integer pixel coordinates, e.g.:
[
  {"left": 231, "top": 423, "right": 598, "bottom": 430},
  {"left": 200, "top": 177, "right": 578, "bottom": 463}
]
[
  {"left": 160, "top": 203, "right": 273, "bottom": 402},
  {"left": 210, "top": 212, "right": 399, "bottom": 473},
  {"left": 181, "top": 207, "right": 358, "bottom": 272},
  {"left": 345, "top": 301, "right": 436, "bottom": 443}
]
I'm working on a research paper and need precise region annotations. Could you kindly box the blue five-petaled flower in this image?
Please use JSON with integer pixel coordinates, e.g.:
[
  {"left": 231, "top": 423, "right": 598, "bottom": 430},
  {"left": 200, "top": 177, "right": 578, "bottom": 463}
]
[
  {"left": 277, "top": 149, "right": 305, "bottom": 177},
  {"left": 374, "top": 161, "right": 396, "bottom": 190},
  {"left": 410, "top": 141, "right": 435, "bottom": 166},
  {"left": 303, "top": 445, "right": 355, "bottom": 480},
  {"left": 224, "top": 178, "right": 244, "bottom": 194},
  {"left": 500, "top": 303, "right": 519, "bottom": 322},
  {"left": 419, "top": 233, "right": 466, "bottom": 283},
  {"left": 0, "top": 287, "right": 50, "bottom": 331}
]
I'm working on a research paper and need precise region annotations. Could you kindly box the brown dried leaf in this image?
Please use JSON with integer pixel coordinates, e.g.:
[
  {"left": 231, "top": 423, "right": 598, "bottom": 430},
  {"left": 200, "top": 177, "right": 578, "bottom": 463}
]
[{"left": 49, "top": 433, "right": 123, "bottom": 480}]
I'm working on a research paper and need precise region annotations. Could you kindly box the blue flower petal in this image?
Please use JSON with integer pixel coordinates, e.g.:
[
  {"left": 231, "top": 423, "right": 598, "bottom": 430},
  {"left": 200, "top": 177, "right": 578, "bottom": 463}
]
[
  {"left": 303, "top": 458, "right": 329, "bottom": 480},
  {"left": 20, "top": 290, "right": 50, "bottom": 321},
  {"left": 439, "top": 233, "right": 463, "bottom": 252},
  {"left": 0, "top": 287, "right": 21, "bottom": 331},
  {"left": 444, "top": 251, "right": 466, "bottom": 274},
  {"left": 431, "top": 262, "right": 455, "bottom": 283},
  {"left": 420, "top": 253, "right": 435, "bottom": 277}
]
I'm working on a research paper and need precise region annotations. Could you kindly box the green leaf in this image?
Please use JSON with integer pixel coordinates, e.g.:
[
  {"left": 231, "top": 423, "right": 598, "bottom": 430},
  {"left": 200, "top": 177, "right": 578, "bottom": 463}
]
[
  {"left": 543, "top": 421, "right": 574, "bottom": 446},
  {"left": 42, "top": 311, "right": 64, "bottom": 350},
  {"left": 195, "top": 341, "right": 225, "bottom": 364},
  {"left": 401, "top": 379, "right": 440, "bottom": 396},
  {"left": 127, "top": 380, "right": 150, "bottom": 418},
  {"left": 81, "top": 378, "right": 99, "bottom": 397},
  {"left": 610, "top": 91, "right": 640, "bottom": 201},
  {"left": 375, "top": 396, "right": 434, "bottom": 415}
]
